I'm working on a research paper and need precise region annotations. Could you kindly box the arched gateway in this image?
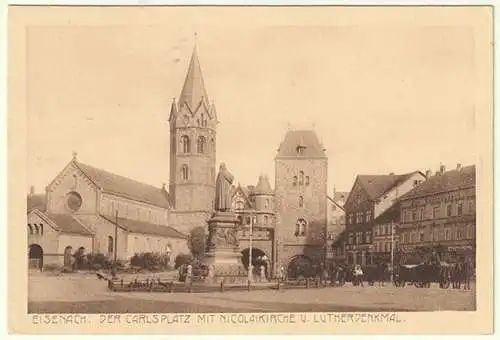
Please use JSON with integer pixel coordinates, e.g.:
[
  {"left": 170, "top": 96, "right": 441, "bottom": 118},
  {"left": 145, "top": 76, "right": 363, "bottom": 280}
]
[
  {"left": 287, "top": 255, "right": 315, "bottom": 279},
  {"left": 28, "top": 244, "right": 43, "bottom": 270},
  {"left": 241, "top": 248, "right": 270, "bottom": 279}
]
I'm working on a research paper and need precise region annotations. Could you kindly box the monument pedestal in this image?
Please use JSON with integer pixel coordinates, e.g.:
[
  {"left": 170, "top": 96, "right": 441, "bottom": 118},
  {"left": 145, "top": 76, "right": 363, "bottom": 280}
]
[{"left": 203, "top": 211, "right": 248, "bottom": 284}]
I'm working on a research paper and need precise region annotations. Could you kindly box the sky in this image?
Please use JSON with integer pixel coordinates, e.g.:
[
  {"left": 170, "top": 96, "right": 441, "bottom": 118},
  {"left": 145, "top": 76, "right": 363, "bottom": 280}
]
[{"left": 26, "top": 21, "right": 478, "bottom": 194}]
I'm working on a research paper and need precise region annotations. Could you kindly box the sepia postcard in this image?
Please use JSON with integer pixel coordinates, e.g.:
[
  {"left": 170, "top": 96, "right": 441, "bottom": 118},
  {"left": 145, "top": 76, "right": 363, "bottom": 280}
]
[{"left": 7, "top": 5, "right": 494, "bottom": 335}]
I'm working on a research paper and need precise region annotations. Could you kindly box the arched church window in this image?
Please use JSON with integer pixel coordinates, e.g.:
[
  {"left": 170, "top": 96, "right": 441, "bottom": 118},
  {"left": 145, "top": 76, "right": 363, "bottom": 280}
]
[
  {"left": 28, "top": 224, "right": 33, "bottom": 234},
  {"left": 299, "top": 196, "right": 304, "bottom": 208},
  {"left": 181, "top": 165, "right": 189, "bottom": 180},
  {"left": 305, "top": 176, "right": 310, "bottom": 186},
  {"left": 292, "top": 176, "right": 297, "bottom": 186},
  {"left": 264, "top": 215, "right": 269, "bottom": 225},
  {"left": 265, "top": 199, "right": 269, "bottom": 209},
  {"left": 295, "top": 218, "right": 307, "bottom": 237},
  {"left": 197, "top": 136, "right": 206, "bottom": 154},
  {"left": 181, "top": 135, "right": 191, "bottom": 153},
  {"left": 299, "top": 171, "right": 304, "bottom": 185}
]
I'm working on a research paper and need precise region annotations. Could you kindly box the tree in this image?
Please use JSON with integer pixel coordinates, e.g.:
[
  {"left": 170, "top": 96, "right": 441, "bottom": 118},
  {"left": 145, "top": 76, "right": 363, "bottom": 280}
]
[{"left": 188, "top": 226, "right": 206, "bottom": 260}]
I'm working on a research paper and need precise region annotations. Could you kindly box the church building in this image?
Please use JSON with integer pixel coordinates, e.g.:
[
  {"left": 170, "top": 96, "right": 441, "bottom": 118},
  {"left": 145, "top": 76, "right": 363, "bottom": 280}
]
[{"left": 27, "top": 41, "right": 333, "bottom": 279}]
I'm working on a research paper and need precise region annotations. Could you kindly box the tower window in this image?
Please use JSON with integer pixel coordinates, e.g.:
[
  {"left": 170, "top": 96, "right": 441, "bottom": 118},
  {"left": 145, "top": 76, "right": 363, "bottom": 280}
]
[
  {"left": 181, "top": 135, "right": 191, "bottom": 153},
  {"left": 197, "top": 136, "right": 206, "bottom": 154},
  {"left": 446, "top": 204, "right": 452, "bottom": 217},
  {"left": 292, "top": 176, "right": 297, "bottom": 186},
  {"left": 299, "top": 171, "right": 304, "bottom": 185},
  {"left": 295, "top": 218, "right": 307, "bottom": 237},
  {"left": 299, "top": 196, "right": 304, "bottom": 208},
  {"left": 305, "top": 176, "right": 310, "bottom": 186},
  {"left": 264, "top": 215, "right": 268, "bottom": 225},
  {"left": 265, "top": 199, "right": 269, "bottom": 209},
  {"left": 181, "top": 165, "right": 189, "bottom": 180}
]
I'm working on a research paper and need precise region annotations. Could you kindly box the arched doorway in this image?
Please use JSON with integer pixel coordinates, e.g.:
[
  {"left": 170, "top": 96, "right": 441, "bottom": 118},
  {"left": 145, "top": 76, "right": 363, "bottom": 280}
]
[
  {"left": 28, "top": 244, "right": 43, "bottom": 270},
  {"left": 63, "top": 246, "right": 73, "bottom": 268},
  {"left": 241, "top": 248, "right": 270, "bottom": 280},
  {"left": 287, "top": 255, "right": 314, "bottom": 279}
]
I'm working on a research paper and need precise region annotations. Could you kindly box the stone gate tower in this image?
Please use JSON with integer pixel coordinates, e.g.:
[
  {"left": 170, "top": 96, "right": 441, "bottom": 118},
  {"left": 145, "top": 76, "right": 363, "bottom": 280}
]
[
  {"left": 168, "top": 44, "right": 217, "bottom": 233},
  {"left": 274, "top": 130, "right": 328, "bottom": 275}
]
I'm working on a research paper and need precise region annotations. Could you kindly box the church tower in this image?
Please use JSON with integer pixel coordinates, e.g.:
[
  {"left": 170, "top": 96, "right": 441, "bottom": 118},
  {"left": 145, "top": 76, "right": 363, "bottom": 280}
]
[{"left": 168, "top": 43, "right": 217, "bottom": 232}]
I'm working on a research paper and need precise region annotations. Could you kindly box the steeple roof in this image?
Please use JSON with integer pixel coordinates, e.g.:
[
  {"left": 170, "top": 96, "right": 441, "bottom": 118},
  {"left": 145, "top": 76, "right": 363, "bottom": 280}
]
[
  {"left": 276, "top": 130, "right": 327, "bottom": 159},
  {"left": 179, "top": 45, "right": 209, "bottom": 112},
  {"left": 253, "top": 175, "right": 273, "bottom": 195}
]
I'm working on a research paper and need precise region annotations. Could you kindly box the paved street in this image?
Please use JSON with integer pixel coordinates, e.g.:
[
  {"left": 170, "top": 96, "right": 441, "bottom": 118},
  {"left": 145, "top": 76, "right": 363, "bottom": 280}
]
[{"left": 28, "top": 273, "right": 476, "bottom": 313}]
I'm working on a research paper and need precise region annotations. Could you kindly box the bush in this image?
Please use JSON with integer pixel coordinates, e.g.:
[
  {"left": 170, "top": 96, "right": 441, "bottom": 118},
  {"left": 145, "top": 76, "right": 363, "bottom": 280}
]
[
  {"left": 130, "top": 252, "right": 170, "bottom": 271},
  {"left": 85, "top": 253, "right": 113, "bottom": 270},
  {"left": 174, "top": 253, "right": 193, "bottom": 269}
]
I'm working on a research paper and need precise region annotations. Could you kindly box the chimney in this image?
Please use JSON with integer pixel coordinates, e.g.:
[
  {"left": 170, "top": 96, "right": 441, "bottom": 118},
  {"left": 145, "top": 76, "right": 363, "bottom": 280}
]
[
  {"left": 456, "top": 163, "right": 462, "bottom": 171},
  {"left": 161, "top": 183, "right": 166, "bottom": 191},
  {"left": 389, "top": 172, "right": 395, "bottom": 176},
  {"left": 440, "top": 165, "right": 446, "bottom": 174},
  {"left": 425, "top": 170, "right": 432, "bottom": 179},
  {"left": 29, "top": 185, "right": 35, "bottom": 196}
]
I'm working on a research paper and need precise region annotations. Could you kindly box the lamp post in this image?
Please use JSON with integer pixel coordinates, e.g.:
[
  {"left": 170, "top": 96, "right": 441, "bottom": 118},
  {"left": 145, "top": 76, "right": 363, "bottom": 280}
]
[
  {"left": 390, "top": 220, "right": 395, "bottom": 282},
  {"left": 248, "top": 212, "right": 256, "bottom": 282},
  {"left": 114, "top": 209, "right": 118, "bottom": 264}
]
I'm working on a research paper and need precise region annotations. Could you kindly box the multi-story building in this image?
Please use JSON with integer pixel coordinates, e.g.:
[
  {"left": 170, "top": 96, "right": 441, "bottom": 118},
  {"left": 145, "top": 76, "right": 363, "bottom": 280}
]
[
  {"left": 372, "top": 203, "right": 400, "bottom": 263},
  {"left": 398, "top": 164, "right": 476, "bottom": 264},
  {"left": 344, "top": 171, "right": 426, "bottom": 265}
]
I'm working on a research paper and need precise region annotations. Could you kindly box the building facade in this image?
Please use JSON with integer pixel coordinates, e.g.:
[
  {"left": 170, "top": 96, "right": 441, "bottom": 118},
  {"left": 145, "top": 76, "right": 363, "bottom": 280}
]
[
  {"left": 231, "top": 176, "right": 276, "bottom": 278},
  {"left": 398, "top": 164, "right": 476, "bottom": 264},
  {"left": 326, "top": 192, "right": 347, "bottom": 264},
  {"left": 344, "top": 171, "right": 426, "bottom": 266},
  {"left": 27, "top": 156, "right": 189, "bottom": 269}
]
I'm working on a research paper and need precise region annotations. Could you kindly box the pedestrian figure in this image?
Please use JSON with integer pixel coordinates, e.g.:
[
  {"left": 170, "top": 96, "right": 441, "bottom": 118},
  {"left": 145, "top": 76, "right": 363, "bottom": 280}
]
[
  {"left": 463, "top": 259, "right": 472, "bottom": 290},
  {"left": 354, "top": 265, "right": 364, "bottom": 287}
]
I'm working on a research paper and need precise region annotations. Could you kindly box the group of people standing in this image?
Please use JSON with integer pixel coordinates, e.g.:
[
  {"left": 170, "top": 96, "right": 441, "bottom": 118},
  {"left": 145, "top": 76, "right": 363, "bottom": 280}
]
[{"left": 439, "top": 259, "right": 474, "bottom": 290}]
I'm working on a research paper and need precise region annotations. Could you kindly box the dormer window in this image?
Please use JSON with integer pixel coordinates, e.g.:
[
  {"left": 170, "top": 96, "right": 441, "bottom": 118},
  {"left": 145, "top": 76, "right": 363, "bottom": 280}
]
[{"left": 296, "top": 145, "right": 306, "bottom": 155}]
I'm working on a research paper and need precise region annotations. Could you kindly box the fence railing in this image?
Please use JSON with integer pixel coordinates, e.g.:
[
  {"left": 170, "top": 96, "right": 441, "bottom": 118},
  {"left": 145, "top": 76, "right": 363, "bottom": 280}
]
[{"left": 107, "top": 276, "right": 337, "bottom": 293}]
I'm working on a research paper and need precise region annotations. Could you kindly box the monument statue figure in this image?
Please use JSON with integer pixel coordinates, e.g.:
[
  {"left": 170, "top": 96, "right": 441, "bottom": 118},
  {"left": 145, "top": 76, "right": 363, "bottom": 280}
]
[
  {"left": 209, "top": 227, "right": 239, "bottom": 248},
  {"left": 214, "top": 163, "right": 234, "bottom": 212}
]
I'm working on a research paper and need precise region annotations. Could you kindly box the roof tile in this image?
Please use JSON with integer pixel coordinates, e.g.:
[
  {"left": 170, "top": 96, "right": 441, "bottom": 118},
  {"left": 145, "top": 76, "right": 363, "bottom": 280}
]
[
  {"left": 101, "top": 215, "right": 187, "bottom": 239},
  {"left": 400, "top": 165, "right": 475, "bottom": 201},
  {"left": 276, "top": 130, "right": 327, "bottom": 159},
  {"left": 75, "top": 161, "right": 171, "bottom": 209}
]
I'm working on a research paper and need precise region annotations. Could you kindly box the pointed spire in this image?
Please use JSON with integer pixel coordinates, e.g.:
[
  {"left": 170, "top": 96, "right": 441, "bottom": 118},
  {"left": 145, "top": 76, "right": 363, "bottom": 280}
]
[
  {"left": 72, "top": 151, "right": 78, "bottom": 161},
  {"left": 168, "top": 98, "right": 178, "bottom": 122},
  {"left": 179, "top": 40, "right": 209, "bottom": 112},
  {"left": 254, "top": 174, "right": 273, "bottom": 195}
]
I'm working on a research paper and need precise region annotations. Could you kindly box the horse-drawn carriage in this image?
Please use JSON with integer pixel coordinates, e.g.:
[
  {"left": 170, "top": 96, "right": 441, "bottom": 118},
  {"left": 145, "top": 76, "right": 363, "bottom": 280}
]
[{"left": 393, "top": 262, "right": 453, "bottom": 288}]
